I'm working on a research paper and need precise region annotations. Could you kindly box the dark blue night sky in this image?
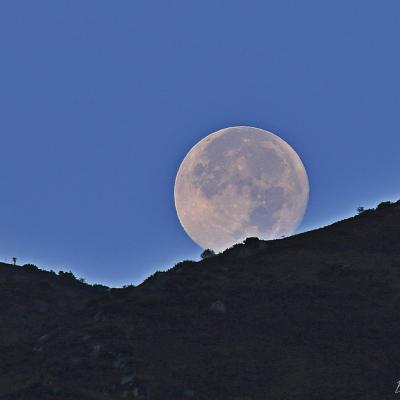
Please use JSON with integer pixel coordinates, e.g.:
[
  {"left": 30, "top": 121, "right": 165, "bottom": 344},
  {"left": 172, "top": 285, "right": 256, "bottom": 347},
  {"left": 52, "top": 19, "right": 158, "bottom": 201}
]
[{"left": 1, "top": 1, "right": 399, "bottom": 286}]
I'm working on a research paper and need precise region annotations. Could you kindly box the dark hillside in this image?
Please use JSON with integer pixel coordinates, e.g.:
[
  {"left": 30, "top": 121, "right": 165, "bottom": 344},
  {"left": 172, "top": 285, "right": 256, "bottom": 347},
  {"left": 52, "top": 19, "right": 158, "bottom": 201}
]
[{"left": 2, "top": 201, "right": 400, "bottom": 399}]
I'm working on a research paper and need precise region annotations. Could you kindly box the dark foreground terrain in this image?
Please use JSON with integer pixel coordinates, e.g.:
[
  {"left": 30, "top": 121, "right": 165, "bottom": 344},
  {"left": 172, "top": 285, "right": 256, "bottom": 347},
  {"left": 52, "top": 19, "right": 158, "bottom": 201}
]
[{"left": 1, "top": 201, "right": 400, "bottom": 399}]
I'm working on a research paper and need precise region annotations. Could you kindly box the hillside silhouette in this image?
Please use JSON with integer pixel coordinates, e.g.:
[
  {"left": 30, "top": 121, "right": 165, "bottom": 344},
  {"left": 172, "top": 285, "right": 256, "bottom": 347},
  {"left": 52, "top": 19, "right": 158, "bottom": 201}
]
[{"left": 1, "top": 200, "right": 400, "bottom": 399}]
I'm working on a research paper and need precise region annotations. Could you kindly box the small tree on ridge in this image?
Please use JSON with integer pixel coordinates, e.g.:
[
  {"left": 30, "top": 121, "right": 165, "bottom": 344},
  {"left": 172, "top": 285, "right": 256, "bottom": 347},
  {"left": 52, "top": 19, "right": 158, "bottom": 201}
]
[{"left": 201, "top": 249, "right": 215, "bottom": 259}]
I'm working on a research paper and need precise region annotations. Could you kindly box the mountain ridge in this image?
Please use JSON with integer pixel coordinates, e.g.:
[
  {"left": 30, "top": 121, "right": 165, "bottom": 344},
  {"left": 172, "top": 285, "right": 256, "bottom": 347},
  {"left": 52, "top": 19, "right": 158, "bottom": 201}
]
[{"left": 1, "top": 200, "right": 400, "bottom": 399}]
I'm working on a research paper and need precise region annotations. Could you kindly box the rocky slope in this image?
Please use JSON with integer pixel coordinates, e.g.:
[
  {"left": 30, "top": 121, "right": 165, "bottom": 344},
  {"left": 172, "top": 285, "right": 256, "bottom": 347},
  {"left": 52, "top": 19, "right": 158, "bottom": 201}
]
[{"left": 1, "top": 200, "right": 400, "bottom": 399}]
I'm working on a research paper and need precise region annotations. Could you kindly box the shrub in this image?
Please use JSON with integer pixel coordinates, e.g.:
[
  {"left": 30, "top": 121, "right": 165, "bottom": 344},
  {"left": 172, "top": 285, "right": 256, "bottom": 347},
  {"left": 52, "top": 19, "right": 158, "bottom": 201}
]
[
  {"left": 58, "top": 271, "right": 78, "bottom": 281},
  {"left": 243, "top": 237, "right": 260, "bottom": 246},
  {"left": 122, "top": 284, "right": 135, "bottom": 289},
  {"left": 92, "top": 283, "right": 108, "bottom": 290},
  {"left": 201, "top": 249, "right": 215, "bottom": 259},
  {"left": 141, "top": 270, "right": 164, "bottom": 285},
  {"left": 173, "top": 260, "right": 196, "bottom": 268},
  {"left": 377, "top": 201, "right": 391, "bottom": 210},
  {"left": 23, "top": 264, "right": 39, "bottom": 271}
]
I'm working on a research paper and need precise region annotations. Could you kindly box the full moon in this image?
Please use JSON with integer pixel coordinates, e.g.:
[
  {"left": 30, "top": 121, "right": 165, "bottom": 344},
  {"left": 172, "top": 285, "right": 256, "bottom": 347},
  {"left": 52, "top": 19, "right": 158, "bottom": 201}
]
[{"left": 174, "top": 126, "right": 309, "bottom": 252}]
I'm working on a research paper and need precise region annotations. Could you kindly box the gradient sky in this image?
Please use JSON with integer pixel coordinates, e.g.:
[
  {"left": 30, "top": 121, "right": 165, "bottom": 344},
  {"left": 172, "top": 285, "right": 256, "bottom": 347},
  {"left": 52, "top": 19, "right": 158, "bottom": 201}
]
[{"left": 1, "top": 1, "right": 399, "bottom": 286}]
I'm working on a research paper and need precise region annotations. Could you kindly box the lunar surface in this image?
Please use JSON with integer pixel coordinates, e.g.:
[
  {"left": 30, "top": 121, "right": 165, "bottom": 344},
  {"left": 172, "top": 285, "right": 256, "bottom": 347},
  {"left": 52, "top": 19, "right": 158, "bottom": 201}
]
[{"left": 174, "top": 126, "right": 309, "bottom": 252}]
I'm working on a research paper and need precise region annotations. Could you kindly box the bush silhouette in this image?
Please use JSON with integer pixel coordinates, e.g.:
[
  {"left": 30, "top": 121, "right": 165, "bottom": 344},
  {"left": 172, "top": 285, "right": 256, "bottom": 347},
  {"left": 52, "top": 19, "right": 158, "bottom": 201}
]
[
  {"left": 243, "top": 237, "right": 260, "bottom": 246},
  {"left": 58, "top": 271, "right": 78, "bottom": 282},
  {"left": 23, "top": 264, "right": 39, "bottom": 271},
  {"left": 377, "top": 201, "right": 391, "bottom": 210},
  {"left": 201, "top": 249, "right": 215, "bottom": 259}
]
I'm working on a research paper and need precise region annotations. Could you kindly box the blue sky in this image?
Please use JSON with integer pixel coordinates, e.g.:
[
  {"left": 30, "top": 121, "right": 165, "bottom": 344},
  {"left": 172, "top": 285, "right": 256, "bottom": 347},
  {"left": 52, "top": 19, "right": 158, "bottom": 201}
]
[{"left": 0, "top": 1, "right": 399, "bottom": 286}]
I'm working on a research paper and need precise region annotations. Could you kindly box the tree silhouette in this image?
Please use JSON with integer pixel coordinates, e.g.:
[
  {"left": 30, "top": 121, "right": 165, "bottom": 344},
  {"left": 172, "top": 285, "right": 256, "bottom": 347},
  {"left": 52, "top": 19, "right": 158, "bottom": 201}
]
[
  {"left": 200, "top": 249, "right": 215, "bottom": 259},
  {"left": 377, "top": 201, "right": 391, "bottom": 210},
  {"left": 243, "top": 237, "right": 260, "bottom": 246}
]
